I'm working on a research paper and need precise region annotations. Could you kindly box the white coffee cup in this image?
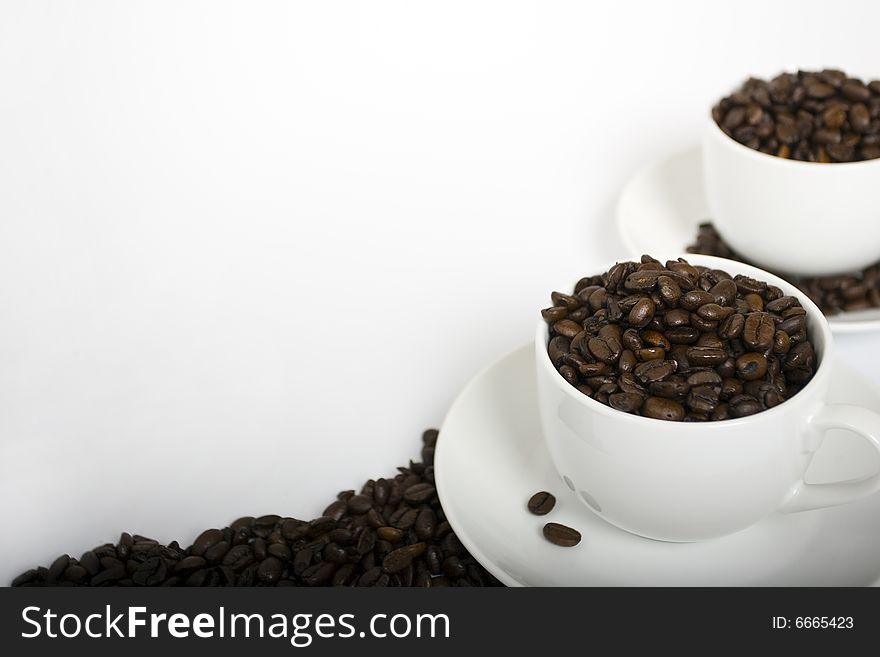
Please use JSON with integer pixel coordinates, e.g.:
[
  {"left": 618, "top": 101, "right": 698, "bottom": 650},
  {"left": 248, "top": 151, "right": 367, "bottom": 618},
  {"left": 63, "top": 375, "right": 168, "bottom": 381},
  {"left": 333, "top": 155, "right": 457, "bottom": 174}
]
[
  {"left": 702, "top": 117, "right": 880, "bottom": 277},
  {"left": 535, "top": 254, "right": 880, "bottom": 542}
]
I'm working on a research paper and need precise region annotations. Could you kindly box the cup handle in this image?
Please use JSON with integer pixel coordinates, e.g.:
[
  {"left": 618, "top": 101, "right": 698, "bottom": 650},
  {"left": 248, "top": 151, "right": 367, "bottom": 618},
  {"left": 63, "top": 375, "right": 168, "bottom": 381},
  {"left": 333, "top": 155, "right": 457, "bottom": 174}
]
[{"left": 780, "top": 404, "right": 880, "bottom": 513}]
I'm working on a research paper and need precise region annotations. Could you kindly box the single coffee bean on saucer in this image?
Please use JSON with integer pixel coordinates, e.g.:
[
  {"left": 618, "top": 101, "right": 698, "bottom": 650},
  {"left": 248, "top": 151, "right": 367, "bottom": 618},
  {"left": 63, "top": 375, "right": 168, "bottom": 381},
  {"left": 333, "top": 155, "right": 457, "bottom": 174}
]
[
  {"left": 542, "top": 523, "right": 582, "bottom": 548},
  {"left": 527, "top": 491, "right": 557, "bottom": 516},
  {"left": 688, "top": 223, "right": 880, "bottom": 316}
]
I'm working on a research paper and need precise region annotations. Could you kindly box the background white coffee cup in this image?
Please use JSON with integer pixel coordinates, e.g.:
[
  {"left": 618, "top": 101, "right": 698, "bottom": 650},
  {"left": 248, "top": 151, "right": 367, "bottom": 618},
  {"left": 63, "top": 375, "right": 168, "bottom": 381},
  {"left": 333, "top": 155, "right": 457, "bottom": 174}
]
[
  {"left": 535, "top": 254, "right": 880, "bottom": 542},
  {"left": 702, "top": 117, "right": 880, "bottom": 277}
]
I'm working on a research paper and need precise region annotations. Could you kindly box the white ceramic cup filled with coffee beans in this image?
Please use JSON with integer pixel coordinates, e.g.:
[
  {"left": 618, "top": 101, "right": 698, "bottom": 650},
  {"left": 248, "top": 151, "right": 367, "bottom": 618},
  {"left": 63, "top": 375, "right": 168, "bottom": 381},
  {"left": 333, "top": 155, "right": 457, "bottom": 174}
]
[
  {"left": 702, "top": 69, "right": 880, "bottom": 277},
  {"left": 535, "top": 253, "right": 880, "bottom": 542}
]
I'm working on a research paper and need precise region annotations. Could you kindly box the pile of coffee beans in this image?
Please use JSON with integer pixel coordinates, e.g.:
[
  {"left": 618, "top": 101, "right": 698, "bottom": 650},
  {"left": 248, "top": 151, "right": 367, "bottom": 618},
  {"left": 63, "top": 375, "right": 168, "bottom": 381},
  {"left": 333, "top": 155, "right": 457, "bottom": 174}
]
[
  {"left": 12, "top": 429, "right": 502, "bottom": 587},
  {"left": 542, "top": 256, "right": 817, "bottom": 421},
  {"left": 689, "top": 223, "right": 880, "bottom": 315},
  {"left": 713, "top": 69, "right": 880, "bottom": 162}
]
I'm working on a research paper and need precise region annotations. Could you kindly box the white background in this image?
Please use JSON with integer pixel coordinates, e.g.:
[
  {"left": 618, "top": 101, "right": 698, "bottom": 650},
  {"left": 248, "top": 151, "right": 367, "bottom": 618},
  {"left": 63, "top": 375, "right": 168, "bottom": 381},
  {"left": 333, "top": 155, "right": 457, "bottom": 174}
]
[{"left": 1, "top": 0, "right": 879, "bottom": 577}]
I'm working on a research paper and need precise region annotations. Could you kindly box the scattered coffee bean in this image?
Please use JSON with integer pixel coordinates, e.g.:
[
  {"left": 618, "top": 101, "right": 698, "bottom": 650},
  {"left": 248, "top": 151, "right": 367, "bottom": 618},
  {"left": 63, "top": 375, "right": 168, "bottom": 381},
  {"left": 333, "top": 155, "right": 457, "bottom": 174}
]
[
  {"left": 11, "top": 430, "right": 502, "bottom": 588},
  {"left": 713, "top": 69, "right": 880, "bottom": 162},
  {"left": 527, "top": 491, "right": 557, "bottom": 516},
  {"left": 542, "top": 523, "right": 582, "bottom": 548},
  {"left": 688, "top": 223, "right": 880, "bottom": 316},
  {"left": 542, "top": 256, "right": 817, "bottom": 421}
]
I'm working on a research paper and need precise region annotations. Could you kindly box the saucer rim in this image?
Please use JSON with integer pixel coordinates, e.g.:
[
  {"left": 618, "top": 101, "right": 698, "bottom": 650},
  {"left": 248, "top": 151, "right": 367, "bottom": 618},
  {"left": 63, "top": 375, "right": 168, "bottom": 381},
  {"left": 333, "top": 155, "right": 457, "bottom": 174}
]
[{"left": 435, "top": 342, "right": 880, "bottom": 587}]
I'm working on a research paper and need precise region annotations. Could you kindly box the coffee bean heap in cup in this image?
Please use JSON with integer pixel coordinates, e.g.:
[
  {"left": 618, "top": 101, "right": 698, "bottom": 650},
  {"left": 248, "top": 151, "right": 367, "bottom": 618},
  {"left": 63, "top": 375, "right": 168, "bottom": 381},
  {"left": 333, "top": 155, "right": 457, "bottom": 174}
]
[
  {"left": 689, "top": 223, "right": 880, "bottom": 316},
  {"left": 542, "top": 256, "right": 817, "bottom": 421},
  {"left": 12, "top": 429, "right": 502, "bottom": 587},
  {"left": 713, "top": 69, "right": 880, "bottom": 162}
]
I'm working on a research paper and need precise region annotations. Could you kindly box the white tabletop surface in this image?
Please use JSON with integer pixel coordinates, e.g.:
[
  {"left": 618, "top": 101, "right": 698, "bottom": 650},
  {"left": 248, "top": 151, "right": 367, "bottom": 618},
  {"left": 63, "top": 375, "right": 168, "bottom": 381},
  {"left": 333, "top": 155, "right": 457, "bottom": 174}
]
[{"left": 1, "top": 1, "right": 879, "bottom": 553}]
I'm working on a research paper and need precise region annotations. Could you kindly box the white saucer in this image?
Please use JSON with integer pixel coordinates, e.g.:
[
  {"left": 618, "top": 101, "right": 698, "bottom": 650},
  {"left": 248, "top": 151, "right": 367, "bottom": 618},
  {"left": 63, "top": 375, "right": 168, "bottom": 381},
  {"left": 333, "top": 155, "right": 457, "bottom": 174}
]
[
  {"left": 615, "top": 148, "right": 880, "bottom": 334},
  {"left": 435, "top": 344, "right": 880, "bottom": 586}
]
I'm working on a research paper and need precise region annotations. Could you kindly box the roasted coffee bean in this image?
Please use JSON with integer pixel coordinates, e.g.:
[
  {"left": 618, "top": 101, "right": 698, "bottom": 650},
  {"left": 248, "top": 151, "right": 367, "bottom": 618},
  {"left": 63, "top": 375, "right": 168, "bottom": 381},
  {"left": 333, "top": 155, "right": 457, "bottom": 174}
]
[
  {"left": 657, "top": 275, "right": 682, "bottom": 307},
  {"left": 773, "top": 330, "right": 792, "bottom": 355},
  {"left": 697, "top": 303, "right": 734, "bottom": 321},
  {"left": 736, "top": 353, "right": 769, "bottom": 381},
  {"left": 743, "top": 313, "right": 775, "bottom": 350},
  {"left": 541, "top": 306, "right": 568, "bottom": 324},
  {"left": 47, "top": 554, "right": 69, "bottom": 582},
  {"left": 547, "top": 336, "right": 571, "bottom": 366},
  {"left": 527, "top": 491, "right": 556, "bottom": 516},
  {"left": 346, "top": 495, "right": 373, "bottom": 515},
  {"left": 628, "top": 298, "right": 655, "bottom": 327},
  {"left": 608, "top": 392, "right": 645, "bottom": 413},
  {"left": 80, "top": 551, "right": 100, "bottom": 576},
  {"left": 687, "top": 370, "right": 722, "bottom": 387},
  {"left": 403, "top": 483, "right": 436, "bottom": 504},
  {"left": 559, "top": 365, "right": 579, "bottom": 385},
  {"left": 664, "top": 309, "right": 691, "bottom": 327},
  {"left": 91, "top": 565, "right": 126, "bottom": 586},
  {"left": 635, "top": 347, "right": 665, "bottom": 361},
  {"left": 203, "top": 541, "right": 230, "bottom": 565},
  {"left": 308, "top": 516, "right": 336, "bottom": 536},
  {"left": 553, "top": 319, "right": 583, "bottom": 339},
  {"left": 718, "top": 313, "right": 745, "bottom": 339},
  {"left": 688, "top": 385, "right": 721, "bottom": 414},
  {"left": 681, "top": 290, "right": 716, "bottom": 311},
  {"left": 634, "top": 359, "right": 676, "bottom": 383},
  {"left": 665, "top": 326, "right": 700, "bottom": 344},
  {"left": 588, "top": 336, "right": 621, "bottom": 364},
  {"left": 729, "top": 395, "right": 763, "bottom": 418},
  {"left": 117, "top": 533, "right": 133, "bottom": 560},
  {"left": 696, "top": 332, "right": 724, "bottom": 348},
  {"left": 323, "top": 500, "right": 348, "bottom": 521},
  {"left": 302, "top": 562, "right": 335, "bottom": 587},
  {"left": 784, "top": 342, "right": 815, "bottom": 371},
  {"left": 174, "top": 556, "right": 206, "bottom": 574},
  {"left": 777, "top": 314, "right": 805, "bottom": 336},
  {"left": 323, "top": 543, "right": 348, "bottom": 564},
  {"left": 641, "top": 330, "right": 670, "bottom": 349},
  {"left": 766, "top": 296, "right": 798, "bottom": 313},
  {"left": 551, "top": 291, "right": 580, "bottom": 309},
  {"left": 720, "top": 378, "right": 743, "bottom": 400},
  {"left": 542, "top": 523, "right": 582, "bottom": 547},
  {"left": 710, "top": 279, "right": 738, "bottom": 306},
  {"left": 392, "top": 508, "right": 419, "bottom": 530},
  {"left": 191, "top": 529, "right": 223, "bottom": 557},
  {"left": 377, "top": 526, "right": 405, "bottom": 543},
  {"left": 649, "top": 378, "right": 690, "bottom": 399},
  {"left": 588, "top": 287, "right": 608, "bottom": 311},
  {"left": 414, "top": 507, "right": 437, "bottom": 540},
  {"left": 622, "top": 328, "right": 643, "bottom": 351},
  {"left": 63, "top": 565, "right": 88, "bottom": 584},
  {"left": 686, "top": 346, "right": 728, "bottom": 367},
  {"left": 689, "top": 313, "right": 718, "bottom": 332},
  {"left": 625, "top": 270, "right": 663, "bottom": 291},
  {"left": 383, "top": 543, "right": 426, "bottom": 574},
  {"left": 642, "top": 396, "right": 686, "bottom": 421},
  {"left": 132, "top": 557, "right": 167, "bottom": 586}
]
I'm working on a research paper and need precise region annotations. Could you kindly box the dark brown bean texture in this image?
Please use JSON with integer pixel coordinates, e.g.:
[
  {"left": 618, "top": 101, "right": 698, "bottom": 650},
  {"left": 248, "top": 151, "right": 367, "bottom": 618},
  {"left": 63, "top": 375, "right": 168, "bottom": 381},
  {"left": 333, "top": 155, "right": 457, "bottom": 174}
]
[
  {"left": 542, "top": 523, "right": 582, "bottom": 547},
  {"left": 12, "top": 429, "right": 502, "bottom": 588},
  {"left": 527, "top": 491, "right": 556, "bottom": 516}
]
